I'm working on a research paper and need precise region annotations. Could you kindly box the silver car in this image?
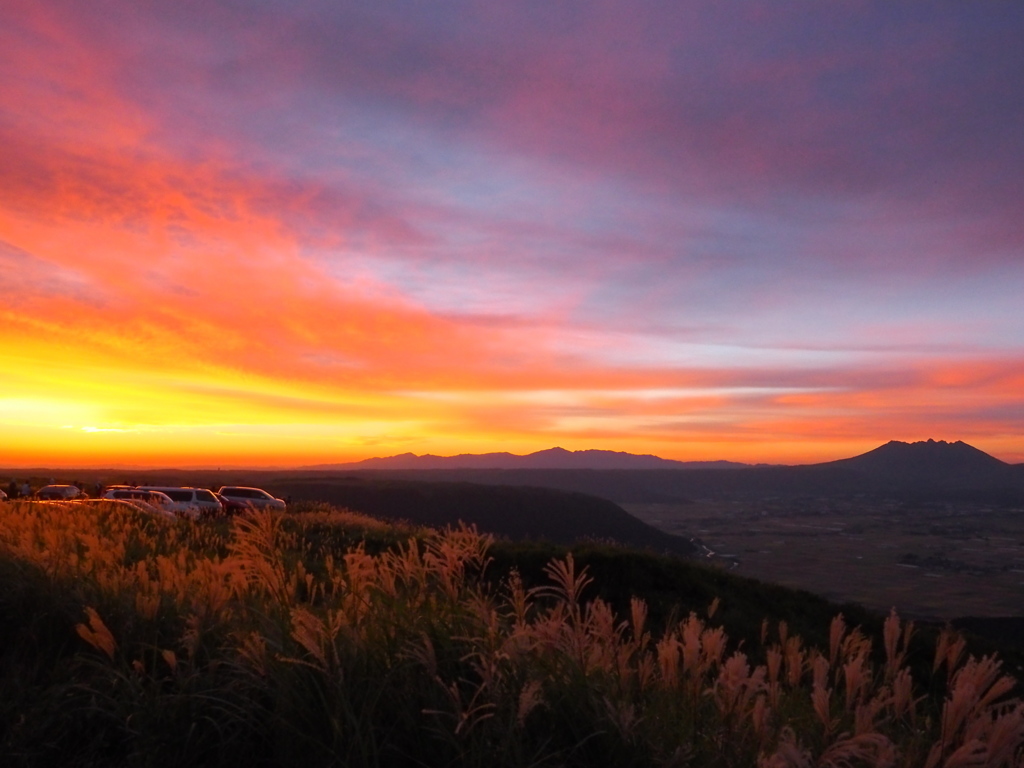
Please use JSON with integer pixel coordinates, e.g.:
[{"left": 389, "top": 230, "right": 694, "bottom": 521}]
[
  {"left": 97, "top": 489, "right": 176, "bottom": 520},
  {"left": 138, "top": 487, "right": 223, "bottom": 518},
  {"left": 101, "top": 488, "right": 178, "bottom": 517}
]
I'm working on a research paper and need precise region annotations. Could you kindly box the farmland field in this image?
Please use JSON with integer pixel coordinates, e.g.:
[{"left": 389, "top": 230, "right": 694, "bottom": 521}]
[{"left": 623, "top": 499, "right": 1024, "bottom": 620}]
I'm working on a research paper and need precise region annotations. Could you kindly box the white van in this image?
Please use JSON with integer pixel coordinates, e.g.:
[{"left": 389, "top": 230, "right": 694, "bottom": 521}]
[{"left": 138, "top": 487, "right": 224, "bottom": 518}]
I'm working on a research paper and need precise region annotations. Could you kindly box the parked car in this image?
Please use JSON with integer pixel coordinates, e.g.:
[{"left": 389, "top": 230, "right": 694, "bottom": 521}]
[
  {"left": 216, "top": 486, "right": 286, "bottom": 511},
  {"left": 101, "top": 488, "right": 176, "bottom": 513},
  {"left": 138, "top": 487, "right": 223, "bottom": 518},
  {"left": 36, "top": 485, "right": 88, "bottom": 500},
  {"left": 97, "top": 489, "right": 177, "bottom": 520},
  {"left": 0, "top": 488, "right": 7, "bottom": 501},
  {"left": 213, "top": 492, "right": 250, "bottom": 516}
]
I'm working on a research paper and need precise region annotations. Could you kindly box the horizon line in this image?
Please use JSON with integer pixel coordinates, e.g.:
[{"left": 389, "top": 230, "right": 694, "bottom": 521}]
[{"left": 1, "top": 438, "right": 1013, "bottom": 474}]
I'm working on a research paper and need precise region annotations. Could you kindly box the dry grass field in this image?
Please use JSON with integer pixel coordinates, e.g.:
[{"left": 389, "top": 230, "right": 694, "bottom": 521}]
[
  {"left": 4, "top": 499, "right": 1024, "bottom": 766},
  {"left": 623, "top": 499, "right": 1024, "bottom": 620}
]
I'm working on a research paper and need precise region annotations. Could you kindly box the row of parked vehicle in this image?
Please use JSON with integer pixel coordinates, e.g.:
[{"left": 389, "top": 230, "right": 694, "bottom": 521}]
[{"left": 4, "top": 484, "right": 287, "bottom": 519}]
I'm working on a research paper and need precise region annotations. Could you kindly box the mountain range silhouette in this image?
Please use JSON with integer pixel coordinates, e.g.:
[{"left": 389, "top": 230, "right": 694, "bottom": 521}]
[
  {"left": 305, "top": 446, "right": 750, "bottom": 471},
  {"left": 296, "top": 440, "right": 1024, "bottom": 503},
  {"left": 306, "top": 439, "right": 1015, "bottom": 474}
]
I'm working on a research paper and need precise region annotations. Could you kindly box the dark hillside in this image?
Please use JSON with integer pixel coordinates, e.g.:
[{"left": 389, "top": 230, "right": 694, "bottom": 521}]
[
  {"left": 485, "top": 539, "right": 884, "bottom": 652},
  {"left": 266, "top": 477, "right": 697, "bottom": 556}
]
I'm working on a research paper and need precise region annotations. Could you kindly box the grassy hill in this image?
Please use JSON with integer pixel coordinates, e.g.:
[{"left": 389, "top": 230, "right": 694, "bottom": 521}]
[{"left": 2, "top": 499, "right": 1022, "bottom": 767}]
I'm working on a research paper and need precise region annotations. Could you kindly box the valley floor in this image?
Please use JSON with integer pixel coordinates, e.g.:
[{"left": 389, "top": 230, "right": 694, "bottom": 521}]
[{"left": 624, "top": 498, "right": 1024, "bottom": 620}]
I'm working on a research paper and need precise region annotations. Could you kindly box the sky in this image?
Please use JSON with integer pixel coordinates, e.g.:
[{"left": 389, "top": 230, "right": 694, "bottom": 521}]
[{"left": 2, "top": 0, "right": 1023, "bottom": 468}]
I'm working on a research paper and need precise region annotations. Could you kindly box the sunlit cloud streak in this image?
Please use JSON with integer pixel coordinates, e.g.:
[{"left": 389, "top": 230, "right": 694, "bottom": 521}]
[{"left": 1, "top": 0, "right": 1022, "bottom": 466}]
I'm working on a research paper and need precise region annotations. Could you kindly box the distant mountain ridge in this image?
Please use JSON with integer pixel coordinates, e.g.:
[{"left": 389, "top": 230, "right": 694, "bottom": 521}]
[
  {"left": 286, "top": 439, "right": 1024, "bottom": 505},
  {"left": 303, "top": 446, "right": 750, "bottom": 471}
]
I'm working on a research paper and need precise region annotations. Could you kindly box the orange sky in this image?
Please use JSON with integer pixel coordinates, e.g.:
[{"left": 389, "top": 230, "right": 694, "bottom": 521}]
[{"left": 2, "top": 2, "right": 1023, "bottom": 468}]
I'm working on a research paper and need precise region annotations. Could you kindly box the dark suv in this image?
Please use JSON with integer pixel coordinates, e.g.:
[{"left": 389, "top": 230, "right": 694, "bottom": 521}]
[{"left": 215, "top": 486, "right": 286, "bottom": 511}]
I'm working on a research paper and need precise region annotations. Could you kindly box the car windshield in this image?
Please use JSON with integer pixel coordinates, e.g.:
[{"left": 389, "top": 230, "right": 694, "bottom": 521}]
[{"left": 195, "top": 490, "right": 217, "bottom": 502}]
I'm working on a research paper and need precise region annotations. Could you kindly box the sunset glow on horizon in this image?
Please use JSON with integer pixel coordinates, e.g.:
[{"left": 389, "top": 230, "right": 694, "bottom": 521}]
[{"left": 2, "top": 1, "right": 1023, "bottom": 468}]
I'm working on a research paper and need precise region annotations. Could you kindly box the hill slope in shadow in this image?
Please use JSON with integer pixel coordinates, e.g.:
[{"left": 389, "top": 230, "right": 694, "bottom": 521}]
[{"left": 267, "top": 476, "right": 696, "bottom": 556}]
